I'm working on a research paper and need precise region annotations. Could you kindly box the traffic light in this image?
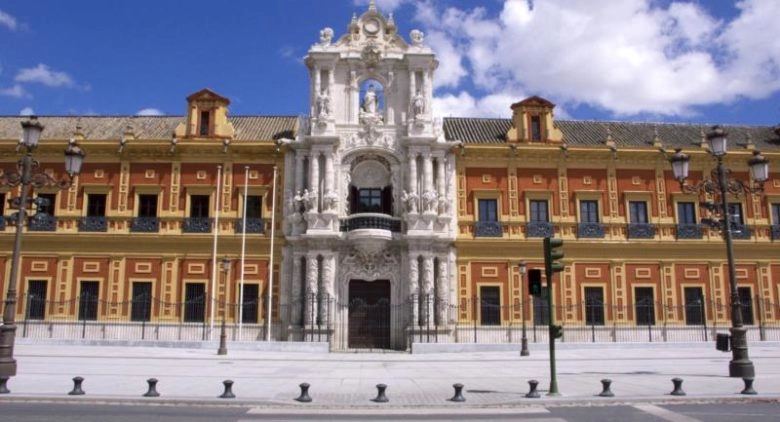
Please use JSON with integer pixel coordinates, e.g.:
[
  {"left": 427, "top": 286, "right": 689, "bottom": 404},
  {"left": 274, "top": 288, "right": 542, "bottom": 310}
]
[
  {"left": 528, "top": 269, "right": 543, "bottom": 297},
  {"left": 550, "top": 324, "right": 563, "bottom": 339},
  {"left": 544, "top": 237, "right": 565, "bottom": 276}
]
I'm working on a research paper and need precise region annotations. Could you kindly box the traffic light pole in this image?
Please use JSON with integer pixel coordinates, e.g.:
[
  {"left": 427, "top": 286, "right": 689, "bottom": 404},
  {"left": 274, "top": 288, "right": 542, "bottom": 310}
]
[
  {"left": 546, "top": 272, "right": 559, "bottom": 396},
  {"left": 543, "top": 237, "right": 564, "bottom": 396}
]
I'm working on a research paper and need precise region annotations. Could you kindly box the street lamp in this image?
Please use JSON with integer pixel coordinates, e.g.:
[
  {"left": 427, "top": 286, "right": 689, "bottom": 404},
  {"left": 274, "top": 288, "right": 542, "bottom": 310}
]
[
  {"left": 518, "top": 261, "right": 529, "bottom": 356},
  {"left": 217, "top": 256, "right": 231, "bottom": 355},
  {"left": 0, "top": 116, "right": 85, "bottom": 392},
  {"left": 669, "top": 125, "right": 769, "bottom": 386}
]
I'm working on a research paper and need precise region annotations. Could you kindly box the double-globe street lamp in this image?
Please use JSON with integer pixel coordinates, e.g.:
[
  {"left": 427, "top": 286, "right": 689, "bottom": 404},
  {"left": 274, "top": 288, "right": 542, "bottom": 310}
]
[
  {"left": 669, "top": 125, "right": 769, "bottom": 384},
  {"left": 517, "top": 261, "right": 529, "bottom": 356},
  {"left": 0, "top": 117, "right": 85, "bottom": 392}
]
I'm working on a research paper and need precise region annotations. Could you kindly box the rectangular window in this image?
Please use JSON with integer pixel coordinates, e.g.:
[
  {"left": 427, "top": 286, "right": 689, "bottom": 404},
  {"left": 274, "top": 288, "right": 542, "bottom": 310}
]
[
  {"left": 0, "top": 192, "right": 5, "bottom": 216},
  {"left": 530, "top": 115, "right": 542, "bottom": 141},
  {"left": 738, "top": 287, "right": 754, "bottom": 325},
  {"left": 478, "top": 199, "right": 498, "bottom": 222},
  {"left": 677, "top": 202, "right": 696, "bottom": 224},
  {"left": 27, "top": 280, "right": 47, "bottom": 320},
  {"left": 189, "top": 195, "right": 210, "bottom": 218},
  {"left": 533, "top": 295, "right": 549, "bottom": 326},
  {"left": 530, "top": 200, "right": 549, "bottom": 222},
  {"left": 684, "top": 287, "right": 704, "bottom": 325},
  {"left": 36, "top": 193, "right": 57, "bottom": 216},
  {"left": 241, "top": 284, "right": 260, "bottom": 324},
  {"left": 138, "top": 194, "right": 158, "bottom": 218},
  {"left": 358, "top": 188, "right": 383, "bottom": 213},
  {"left": 580, "top": 200, "right": 599, "bottom": 223},
  {"left": 245, "top": 195, "right": 263, "bottom": 219},
  {"left": 78, "top": 281, "right": 99, "bottom": 321},
  {"left": 634, "top": 287, "right": 655, "bottom": 326},
  {"left": 772, "top": 203, "right": 780, "bottom": 225},
  {"left": 86, "top": 193, "right": 107, "bottom": 217},
  {"left": 479, "top": 286, "right": 500, "bottom": 326},
  {"left": 131, "top": 282, "right": 152, "bottom": 322},
  {"left": 584, "top": 287, "right": 605, "bottom": 325},
  {"left": 183, "top": 283, "right": 206, "bottom": 322},
  {"left": 728, "top": 202, "right": 744, "bottom": 225},
  {"left": 199, "top": 110, "right": 210, "bottom": 136},
  {"left": 629, "top": 201, "right": 648, "bottom": 224}
]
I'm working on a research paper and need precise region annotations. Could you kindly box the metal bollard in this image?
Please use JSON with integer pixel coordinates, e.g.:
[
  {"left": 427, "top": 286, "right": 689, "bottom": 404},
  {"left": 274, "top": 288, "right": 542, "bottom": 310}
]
[
  {"left": 525, "top": 380, "right": 540, "bottom": 398},
  {"left": 295, "top": 382, "right": 312, "bottom": 402},
  {"left": 450, "top": 383, "right": 465, "bottom": 402},
  {"left": 598, "top": 379, "right": 614, "bottom": 397},
  {"left": 68, "top": 376, "right": 85, "bottom": 396},
  {"left": 143, "top": 378, "right": 160, "bottom": 397},
  {"left": 670, "top": 377, "right": 686, "bottom": 396},
  {"left": 219, "top": 380, "right": 235, "bottom": 399},
  {"left": 373, "top": 383, "right": 389, "bottom": 403},
  {"left": 741, "top": 378, "right": 757, "bottom": 395},
  {"left": 0, "top": 377, "right": 9, "bottom": 394}
]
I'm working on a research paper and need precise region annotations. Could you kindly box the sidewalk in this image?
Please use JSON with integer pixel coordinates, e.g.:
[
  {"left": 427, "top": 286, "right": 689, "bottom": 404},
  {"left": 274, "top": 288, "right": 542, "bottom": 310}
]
[{"left": 2, "top": 340, "right": 780, "bottom": 409}]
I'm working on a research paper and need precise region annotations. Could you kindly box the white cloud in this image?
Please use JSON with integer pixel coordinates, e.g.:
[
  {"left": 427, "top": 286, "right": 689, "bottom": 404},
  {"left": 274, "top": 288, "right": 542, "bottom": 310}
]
[
  {"left": 433, "top": 91, "right": 521, "bottom": 118},
  {"left": 0, "top": 84, "right": 28, "bottom": 98},
  {"left": 353, "top": 0, "right": 408, "bottom": 12},
  {"left": 136, "top": 108, "right": 164, "bottom": 116},
  {"left": 15, "top": 64, "right": 75, "bottom": 87},
  {"left": 19, "top": 107, "right": 34, "bottom": 116},
  {"left": 0, "top": 9, "right": 18, "bottom": 31},
  {"left": 413, "top": 0, "right": 780, "bottom": 119}
]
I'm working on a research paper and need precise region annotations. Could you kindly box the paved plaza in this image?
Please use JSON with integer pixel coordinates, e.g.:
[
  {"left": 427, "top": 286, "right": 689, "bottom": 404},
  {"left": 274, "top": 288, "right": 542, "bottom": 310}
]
[{"left": 2, "top": 340, "right": 779, "bottom": 410}]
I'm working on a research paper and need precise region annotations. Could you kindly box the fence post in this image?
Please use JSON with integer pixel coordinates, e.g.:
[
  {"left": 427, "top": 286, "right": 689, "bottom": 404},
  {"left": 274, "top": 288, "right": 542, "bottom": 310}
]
[
  {"left": 646, "top": 302, "right": 653, "bottom": 342},
  {"left": 426, "top": 294, "right": 431, "bottom": 343},
  {"left": 23, "top": 292, "right": 30, "bottom": 338},
  {"left": 756, "top": 294, "right": 765, "bottom": 341},
  {"left": 701, "top": 300, "right": 708, "bottom": 342},
  {"left": 472, "top": 295, "right": 478, "bottom": 344},
  {"left": 81, "top": 295, "right": 87, "bottom": 339}
]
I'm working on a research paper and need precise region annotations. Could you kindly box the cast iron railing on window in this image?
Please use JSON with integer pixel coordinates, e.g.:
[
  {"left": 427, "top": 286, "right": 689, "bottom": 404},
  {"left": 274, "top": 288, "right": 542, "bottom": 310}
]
[
  {"left": 130, "top": 217, "right": 160, "bottom": 233},
  {"left": 78, "top": 216, "right": 108, "bottom": 232},
  {"left": 234, "top": 218, "right": 265, "bottom": 234},
  {"left": 577, "top": 222, "right": 605, "bottom": 238},
  {"left": 339, "top": 214, "right": 402, "bottom": 232},
  {"left": 526, "top": 221, "right": 554, "bottom": 238},
  {"left": 676, "top": 223, "right": 703, "bottom": 239},
  {"left": 474, "top": 221, "right": 503, "bottom": 237},
  {"left": 182, "top": 217, "right": 212, "bottom": 233},
  {"left": 627, "top": 223, "right": 655, "bottom": 239}
]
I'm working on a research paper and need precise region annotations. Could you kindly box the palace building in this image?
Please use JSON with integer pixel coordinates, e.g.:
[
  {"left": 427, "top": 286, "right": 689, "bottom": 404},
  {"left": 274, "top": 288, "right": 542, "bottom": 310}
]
[{"left": 1, "top": 3, "right": 779, "bottom": 350}]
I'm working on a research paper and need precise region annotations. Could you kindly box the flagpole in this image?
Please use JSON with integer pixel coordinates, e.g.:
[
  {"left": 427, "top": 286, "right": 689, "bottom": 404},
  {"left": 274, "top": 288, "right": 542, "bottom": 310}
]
[
  {"left": 239, "top": 166, "right": 249, "bottom": 340},
  {"left": 209, "top": 165, "right": 222, "bottom": 337}
]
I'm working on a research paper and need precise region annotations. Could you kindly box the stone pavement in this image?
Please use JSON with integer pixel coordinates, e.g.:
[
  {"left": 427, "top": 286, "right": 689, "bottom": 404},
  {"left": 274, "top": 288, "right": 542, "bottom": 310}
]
[{"left": 2, "top": 340, "right": 779, "bottom": 410}]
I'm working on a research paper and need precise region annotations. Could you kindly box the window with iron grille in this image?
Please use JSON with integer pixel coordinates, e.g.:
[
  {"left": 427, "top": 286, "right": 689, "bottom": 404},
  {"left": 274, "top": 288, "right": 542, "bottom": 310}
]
[
  {"left": 27, "top": 280, "right": 47, "bottom": 320},
  {"left": 479, "top": 286, "right": 500, "bottom": 326},
  {"left": 684, "top": 287, "right": 704, "bottom": 325},
  {"left": 184, "top": 283, "right": 206, "bottom": 322},
  {"left": 241, "top": 284, "right": 259, "bottom": 324},
  {"left": 78, "top": 281, "right": 99, "bottom": 321},
  {"left": 738, "top": 287, "right": 754, "bottom": 325},
  {"left": 131, "top": 282, "right": 152, "bottom": 322},
  {"left": 584, "top": 287, "right": 605, "bottom": 325},
  {"left": 634, "top": 287, "right": 655, "bottom": 326}
]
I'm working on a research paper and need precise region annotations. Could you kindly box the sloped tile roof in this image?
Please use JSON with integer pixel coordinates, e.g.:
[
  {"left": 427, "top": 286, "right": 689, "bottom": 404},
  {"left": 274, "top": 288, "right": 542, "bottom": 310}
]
[
  {"left": 442, "top": 118, "right": 780, "bottom": 151},
  {"left": 0, "top": 116, "right": 298, "bottom": 141}
]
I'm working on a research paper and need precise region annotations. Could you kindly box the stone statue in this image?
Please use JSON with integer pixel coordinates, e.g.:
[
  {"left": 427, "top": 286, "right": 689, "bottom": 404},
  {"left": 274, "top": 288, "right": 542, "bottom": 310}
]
[
  {"left": 319, "top": 27, "right": 334, "bottom": 46},
  {"left": 316, "top": 87, "right": 331, "bottom": 118},
  {"left": 322, "top": 191, "right": 338, "bottom": 211},
  {"left": 412, "top": 90, "right": 425, "bottom": 118},
  {"left": 302, "top": 189, "right": 318, "bottom": 212},
  {"left": 401, "top": 190, "right": 418, "bottom": 214},
  {"left": 362, "top": 84, "right": 378, "bottom": 114},
  {"left": 422, "top": 190, "right": 438, "bottom": 213},
  {"left": 293, "top": 190, "right": 305, "bottom": 213},
  {"left": 410, "top": 29, "right": 424, "bottom": 46}
]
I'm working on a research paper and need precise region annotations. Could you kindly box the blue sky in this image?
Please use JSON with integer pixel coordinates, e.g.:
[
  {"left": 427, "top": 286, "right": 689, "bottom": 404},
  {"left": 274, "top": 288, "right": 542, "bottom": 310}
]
[{"left": 1, "top": 0, "right": 779, "bottom": 126}]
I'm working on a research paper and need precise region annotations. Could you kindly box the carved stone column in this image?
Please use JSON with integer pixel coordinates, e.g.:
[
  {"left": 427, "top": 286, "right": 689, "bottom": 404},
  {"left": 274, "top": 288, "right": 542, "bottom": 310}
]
[
  {"left": 304, "top": 255, "right": 319, "bottom": 327},
  {"left": 421, "top": 256, "right": 435, "bottom": 325},
  {"left": 435, "top": 258, "right": 448, "bottom": 324},
  {"left": 408, "top": 152, "right": 418, "bottom": 193},
  {"left": 435, "top": 155, "right": 445, "bottom": 213},
  {"left": 409, "top": 255, "right": 419, "bottom": 327},
  {"left": 294, "top": 153, "right": 305, "bottom": 196},
  {"left": 291, "top": 255, "right": 303, "bottom": 326},
  {"left": 324, "top": 153, "right": 335, "bottom": 211},
  {"left": 309, "top": 151, "right": 320, "bottom": 212},
  {"left": 320, "top": 254, "right": 336, "bottom": 325}
]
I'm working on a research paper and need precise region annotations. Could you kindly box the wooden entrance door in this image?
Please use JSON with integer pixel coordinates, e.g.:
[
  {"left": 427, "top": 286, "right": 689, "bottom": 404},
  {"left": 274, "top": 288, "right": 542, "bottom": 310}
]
[{"left": 348, "top": 280, "right": 391, "bottom": 349}]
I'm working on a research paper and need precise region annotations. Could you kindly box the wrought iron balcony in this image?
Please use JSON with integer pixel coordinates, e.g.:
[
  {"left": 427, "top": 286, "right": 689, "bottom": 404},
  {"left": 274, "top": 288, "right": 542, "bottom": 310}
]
[
  {"left": 234, "top": 218, "right": 265, "bottom": 234},
  {"left": 729, "top": 224, "right": 752, "bottom": 240},
  {"left": 340, "top": 214, "right": 401, "bottom": 232},
  {"left": 627, "top": 223, "right": 655, "bottom": 239},
  {"left": 78, "top": 216, "right": 108, "bottom": 232},
  {"left": 676, "top": 223, "right": 703, "bottom": 239},
  {"left": 182, "top": 217, "right": 213, "bottom": 233},
  {"left": 772, "top": 225, "right": 780, "bottom": 241},
  {"left": 577, "top": 222, "right": 605, "bottom": 238},
  {"left": 474, "top": 221, "right": 503, "bottom": 237},
  {"left": 527, "top": 221, "right": 554, "bottom": 238},
  {"left": 130, "top": 217, "right": 160, "bottom": 233},
  {"left": 28, "top": 213, "right": 57, "bottom": 232}
]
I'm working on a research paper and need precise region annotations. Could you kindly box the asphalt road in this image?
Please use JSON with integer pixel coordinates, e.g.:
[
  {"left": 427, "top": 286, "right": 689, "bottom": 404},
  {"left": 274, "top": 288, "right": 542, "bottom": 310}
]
[{"left": 1, "top": 402, "right": 779, "bottom": 421}]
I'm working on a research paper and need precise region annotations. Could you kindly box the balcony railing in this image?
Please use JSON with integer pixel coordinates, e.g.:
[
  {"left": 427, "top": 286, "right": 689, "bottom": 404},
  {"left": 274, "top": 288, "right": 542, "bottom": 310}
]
[
  {"left": 340, "top": 214, "right": 401, "bottom": 232},
  {"left": 577, "top": 222, "right": 605, "bottom": 238},
  {"left": 676, "top": 223, "right": 703, "bottom": 239},
  {"left": 474, "top": 221, "right": 503, "bottom": 237},
  {"left": 526, "top": 221, "right": 554, "bottom": 238},
  {"left": 234, "top": 218, "right": 265, "bottom": 234},
  {"left": 182, "top": 217, "right": 212, "bottom": 233},
  {"left": 729, "top": 224, "right": 752, "bottom": 240},
  {"left": 627, "top": 223, "right": 655, "bottom": 239},
  {"left": 78, "top": 216, "right": 108, "bottom": 232},
  {"left": 130, "top": 217, "right": 160, "bottom": 233},
  {"left": 28, "top": 213, "right": 57, "bottom": 232}
]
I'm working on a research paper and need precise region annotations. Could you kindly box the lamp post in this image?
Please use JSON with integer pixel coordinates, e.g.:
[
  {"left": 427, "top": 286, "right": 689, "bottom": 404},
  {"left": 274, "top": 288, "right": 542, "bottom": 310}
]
[
  {"left": 0, "top": 116, "right": 85, "bottom": 391},
  {"left": 217, "top": 256, "right": 230, "bottom": 355},
  {"left": 518, "top": 261, "right": 529, "bottom": 356},
  {"left": 669, "top": 125, "right": 769, "bottom": 384}
]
